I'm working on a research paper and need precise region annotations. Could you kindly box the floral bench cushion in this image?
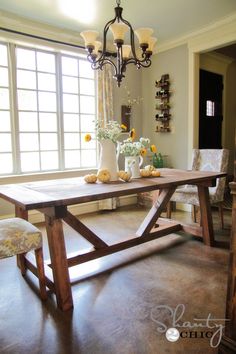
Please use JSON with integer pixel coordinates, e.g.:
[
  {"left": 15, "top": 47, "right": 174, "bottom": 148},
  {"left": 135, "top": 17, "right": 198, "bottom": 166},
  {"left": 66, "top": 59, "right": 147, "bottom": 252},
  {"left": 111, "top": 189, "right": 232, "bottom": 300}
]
[
  {"left": 171, "top": 185, "right": 221, "bottom": 205},
  {"left": 0, "top": 218, "right": 42, "bottom": 259}
]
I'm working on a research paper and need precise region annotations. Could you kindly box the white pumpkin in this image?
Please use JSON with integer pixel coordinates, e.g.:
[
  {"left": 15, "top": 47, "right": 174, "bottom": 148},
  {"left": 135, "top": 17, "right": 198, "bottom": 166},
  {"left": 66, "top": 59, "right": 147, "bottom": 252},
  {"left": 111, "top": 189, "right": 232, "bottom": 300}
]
[
  {"left": 144, "top": 165, "right": 156, "bottom": 172},
  {"left": 97, "top": 169, "right": 111, "bottom": 183},
  {"left": 118, "top": 170, "right": 131, "bottom": 182},
  {"left": 151, "top": 170, "right": 161, "bottom": 177},
  {"left": 84, "top": 174, "right": 97, "bottom": 183},
  {"left": 140, "top": 169, "right": 152, "bottom": 177}
]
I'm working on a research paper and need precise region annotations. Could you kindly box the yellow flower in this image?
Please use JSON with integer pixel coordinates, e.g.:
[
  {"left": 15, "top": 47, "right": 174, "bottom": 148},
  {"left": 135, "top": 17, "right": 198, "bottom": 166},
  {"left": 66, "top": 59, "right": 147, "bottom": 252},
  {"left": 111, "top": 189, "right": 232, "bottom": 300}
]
[
  {"left": 121, "top": 124, "right": 127, "bottom": 131},
  {"left": 84, "top": 134, "right": 92, "bottom": 142},
  {"left": 130, "top": 128, "right": 136, "bottom": 141},
  {"left": 150, "top": 144, "right": 157, "bottom": 153},
  {"left": 140, "top": 148, "right": 147, "bottom": 156}
]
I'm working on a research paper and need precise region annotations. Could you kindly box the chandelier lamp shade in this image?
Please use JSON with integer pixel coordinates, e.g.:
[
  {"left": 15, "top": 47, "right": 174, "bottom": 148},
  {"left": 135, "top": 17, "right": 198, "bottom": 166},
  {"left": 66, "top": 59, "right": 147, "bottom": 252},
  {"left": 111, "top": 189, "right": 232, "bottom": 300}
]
[{"left": 80, "top": 0, "right": 157, "bottom": 86}]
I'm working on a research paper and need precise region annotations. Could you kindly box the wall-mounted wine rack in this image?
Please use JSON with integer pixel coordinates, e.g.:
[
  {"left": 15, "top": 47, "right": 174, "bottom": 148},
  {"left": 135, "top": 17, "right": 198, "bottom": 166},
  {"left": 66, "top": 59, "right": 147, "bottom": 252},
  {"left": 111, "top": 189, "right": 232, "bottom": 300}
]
[{"left": 155, "top": 74, "right": 171, "bottom": 132}]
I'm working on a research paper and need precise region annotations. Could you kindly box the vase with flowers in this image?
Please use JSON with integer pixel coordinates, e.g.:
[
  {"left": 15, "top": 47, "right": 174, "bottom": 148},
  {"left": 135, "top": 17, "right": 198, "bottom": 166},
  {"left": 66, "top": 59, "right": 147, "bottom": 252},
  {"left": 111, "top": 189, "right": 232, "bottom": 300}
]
[
  {"left": 120, "top": 129, "right": 157, "bottom": 178},
  {"left": 121, "top": 86, "right": 143, "bottom": 131},
  {"left": 124, "top": 86, "right": 143, "bottom": 110},
  {"left": 84, "top": 120, "right": 127, "bottom": 181}
]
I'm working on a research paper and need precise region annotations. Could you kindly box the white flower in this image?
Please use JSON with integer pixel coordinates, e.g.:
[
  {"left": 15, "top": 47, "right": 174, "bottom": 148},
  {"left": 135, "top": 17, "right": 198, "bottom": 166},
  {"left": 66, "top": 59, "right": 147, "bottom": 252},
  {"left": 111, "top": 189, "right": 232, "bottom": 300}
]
[
  {"left": 124, "top": 86, "right": 143, "bottom": 109},
  {"left": 120, "top": 137, "right": 151, "bottom": 156},
  {"left": 140, "top": 137, "right": 150, "bottom": 146},
  {"left": 96, "top": 120, "right": 122, "bottom": 143}
]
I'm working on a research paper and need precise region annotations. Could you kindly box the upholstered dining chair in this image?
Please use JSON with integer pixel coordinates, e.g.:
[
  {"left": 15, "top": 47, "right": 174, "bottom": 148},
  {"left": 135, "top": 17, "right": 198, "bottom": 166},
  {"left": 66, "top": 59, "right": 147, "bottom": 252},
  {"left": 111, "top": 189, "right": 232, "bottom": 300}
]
[
  {"left": 0, "top": 217, "right": 47, "bottom": 300},
  {"left": 167, "top": 149, "right": 229, "bottom": 228}
]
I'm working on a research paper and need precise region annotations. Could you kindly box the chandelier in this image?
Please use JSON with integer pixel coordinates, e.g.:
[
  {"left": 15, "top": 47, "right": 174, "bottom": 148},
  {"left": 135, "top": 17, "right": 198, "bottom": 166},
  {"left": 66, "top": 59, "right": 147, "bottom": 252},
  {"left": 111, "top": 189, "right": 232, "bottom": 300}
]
[{"left": 80, "top": 0, "right": 157, "bottom": 87}]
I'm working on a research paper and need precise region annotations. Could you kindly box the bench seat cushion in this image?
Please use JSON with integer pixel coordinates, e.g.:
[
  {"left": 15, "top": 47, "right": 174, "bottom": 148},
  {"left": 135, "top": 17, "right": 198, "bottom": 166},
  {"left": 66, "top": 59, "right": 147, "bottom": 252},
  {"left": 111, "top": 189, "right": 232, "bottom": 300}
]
[{"left": 0, "top": 218, "right": 42, "bottom": 259}]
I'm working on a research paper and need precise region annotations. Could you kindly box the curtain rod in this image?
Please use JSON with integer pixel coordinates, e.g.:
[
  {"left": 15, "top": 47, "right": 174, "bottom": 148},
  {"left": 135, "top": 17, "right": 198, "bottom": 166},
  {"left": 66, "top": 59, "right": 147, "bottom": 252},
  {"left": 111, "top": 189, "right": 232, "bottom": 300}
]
[
  {"left": 0, "top": 26, "right": 84, "bottom": 50},
  {"left": 0, "top": 26, "right": 116, "bottom": 57}
]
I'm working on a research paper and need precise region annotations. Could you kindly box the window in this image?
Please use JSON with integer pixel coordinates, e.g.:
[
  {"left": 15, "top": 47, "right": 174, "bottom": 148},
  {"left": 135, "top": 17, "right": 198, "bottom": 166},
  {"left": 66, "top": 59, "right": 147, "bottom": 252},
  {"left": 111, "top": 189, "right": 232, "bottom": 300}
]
[
  {"left": 0, "top": 42, "right": 97, "bottom": 175},
  {"left": 206, "top": 100, "right": 215, "bottom": 117},
  {"left": 0, "top": 44, "right": 13, "bottom": 174}
]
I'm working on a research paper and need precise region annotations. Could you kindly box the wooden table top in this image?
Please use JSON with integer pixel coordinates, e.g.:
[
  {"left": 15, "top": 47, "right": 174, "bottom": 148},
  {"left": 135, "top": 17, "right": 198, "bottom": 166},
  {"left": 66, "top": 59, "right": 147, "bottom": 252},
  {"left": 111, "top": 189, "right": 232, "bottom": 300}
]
[{"left": 0, "top": 168, "right": 226, "bottom": 210}]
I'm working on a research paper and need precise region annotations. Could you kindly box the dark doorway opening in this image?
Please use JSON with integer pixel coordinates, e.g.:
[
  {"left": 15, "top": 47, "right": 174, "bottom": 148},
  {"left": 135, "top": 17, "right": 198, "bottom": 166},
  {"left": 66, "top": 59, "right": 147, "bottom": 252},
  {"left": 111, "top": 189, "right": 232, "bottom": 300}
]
[{"left": 199, "top": 69, "right": 223, "bottom": 149}]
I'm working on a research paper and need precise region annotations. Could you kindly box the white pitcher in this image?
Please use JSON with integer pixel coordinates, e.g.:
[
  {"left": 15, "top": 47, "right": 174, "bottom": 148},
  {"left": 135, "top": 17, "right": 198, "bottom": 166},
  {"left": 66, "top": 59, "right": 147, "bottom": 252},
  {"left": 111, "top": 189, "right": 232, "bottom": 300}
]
[
  {"left": 98, "top": 139, "right": 120, "bottom": 181},
  {"left": 125, "top": 155, "right": 143, "bottom": 179}
]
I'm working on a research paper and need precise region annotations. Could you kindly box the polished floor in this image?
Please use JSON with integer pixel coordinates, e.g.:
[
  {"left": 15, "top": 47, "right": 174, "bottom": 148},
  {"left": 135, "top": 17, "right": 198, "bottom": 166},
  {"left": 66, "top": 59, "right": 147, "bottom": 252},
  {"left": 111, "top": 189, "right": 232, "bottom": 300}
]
[{"left": 0, "top": 206, "right": 232, "bottom": 354}]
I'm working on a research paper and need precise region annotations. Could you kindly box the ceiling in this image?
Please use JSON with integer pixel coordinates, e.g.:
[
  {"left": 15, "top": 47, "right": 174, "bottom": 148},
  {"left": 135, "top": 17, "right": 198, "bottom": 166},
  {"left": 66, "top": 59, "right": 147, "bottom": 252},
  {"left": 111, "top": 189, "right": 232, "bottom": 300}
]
[{"left": 0, "top": 0, "right": 236, "bottom": 45}]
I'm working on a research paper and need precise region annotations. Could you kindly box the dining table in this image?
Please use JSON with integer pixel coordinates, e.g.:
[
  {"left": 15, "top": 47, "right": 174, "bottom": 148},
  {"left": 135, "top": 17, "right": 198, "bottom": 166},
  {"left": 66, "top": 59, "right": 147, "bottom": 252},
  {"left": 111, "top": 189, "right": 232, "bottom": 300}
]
[{"left": 0, "top": 168, "right": 226, "bottom": 311}]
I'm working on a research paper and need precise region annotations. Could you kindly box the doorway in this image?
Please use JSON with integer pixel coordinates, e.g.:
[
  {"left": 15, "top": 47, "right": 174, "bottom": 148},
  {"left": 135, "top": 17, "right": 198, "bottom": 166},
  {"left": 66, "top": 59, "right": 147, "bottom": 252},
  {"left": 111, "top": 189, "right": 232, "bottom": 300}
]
[{"left": 199, "top": 69, "right": 223, "bottom": 149}]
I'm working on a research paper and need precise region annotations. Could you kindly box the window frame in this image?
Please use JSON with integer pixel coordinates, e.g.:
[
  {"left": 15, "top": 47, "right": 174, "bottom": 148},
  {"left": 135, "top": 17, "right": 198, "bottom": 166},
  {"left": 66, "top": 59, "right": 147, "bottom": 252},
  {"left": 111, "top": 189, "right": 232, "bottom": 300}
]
[{"left": 0, "top": 41, "right": 98, "bottom": 177}]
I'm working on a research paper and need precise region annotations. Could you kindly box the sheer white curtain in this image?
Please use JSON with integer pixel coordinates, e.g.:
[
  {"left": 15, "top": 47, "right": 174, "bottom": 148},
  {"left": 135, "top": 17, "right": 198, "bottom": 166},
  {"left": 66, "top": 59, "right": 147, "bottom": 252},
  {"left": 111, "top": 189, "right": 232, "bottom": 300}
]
[
  {"left": 97, "top": 65, "right": 118, "bottom": 210},
  {"left": 97, "top": 65, "right": 114, "bottom": 127}
]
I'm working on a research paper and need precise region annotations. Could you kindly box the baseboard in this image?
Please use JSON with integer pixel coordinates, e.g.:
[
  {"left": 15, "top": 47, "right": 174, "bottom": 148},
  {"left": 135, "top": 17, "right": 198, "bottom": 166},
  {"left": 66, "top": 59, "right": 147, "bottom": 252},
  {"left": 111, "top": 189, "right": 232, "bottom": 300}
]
[
  {"left": 176, "top": 203, "right": 191, "bottom": 212},
  {"left": 119, "top": 194, "right": 137, "bottom": 206}
]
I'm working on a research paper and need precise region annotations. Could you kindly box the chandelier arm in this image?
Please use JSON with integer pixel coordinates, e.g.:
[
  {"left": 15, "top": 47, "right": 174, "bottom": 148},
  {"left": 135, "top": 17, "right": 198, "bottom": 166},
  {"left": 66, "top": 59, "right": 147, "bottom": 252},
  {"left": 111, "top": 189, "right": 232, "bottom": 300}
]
[
  {"left": 137, "top": 58, "right": 152, "bottom": 68},
  {"left": 90, "top": 57, "right": 118, "bottom": 78},
  {"left": 87, "top": 51, "right": 111, "bottom": 66},
  {"left": 120, "top": 58, "right": 136, "bottom": 73},
  {"left": 122, "top": 58, "right": 137, "bottom": 66},
  {"left": 136, "top": 55, "right": 152, "bottom": 65},
  {"left": 102, "top": 17, "right": 117, "bottom": 55},
  {"left": 87, "top": 51, "right": 118, "bottom": 74},
  {"left": 118, "top": 16, "right": 139, "bottom": 63},
  {"left": 120, "top": 57, "right": 151, "bottom": 75}
]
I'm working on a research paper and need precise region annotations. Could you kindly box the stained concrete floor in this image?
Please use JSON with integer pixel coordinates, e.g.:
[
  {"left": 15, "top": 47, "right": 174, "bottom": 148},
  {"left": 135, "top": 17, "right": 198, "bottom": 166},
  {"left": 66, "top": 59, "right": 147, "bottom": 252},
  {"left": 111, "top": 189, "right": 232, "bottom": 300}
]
[{"left": 0, "top": 206, "right": 232, "bottom": 354}]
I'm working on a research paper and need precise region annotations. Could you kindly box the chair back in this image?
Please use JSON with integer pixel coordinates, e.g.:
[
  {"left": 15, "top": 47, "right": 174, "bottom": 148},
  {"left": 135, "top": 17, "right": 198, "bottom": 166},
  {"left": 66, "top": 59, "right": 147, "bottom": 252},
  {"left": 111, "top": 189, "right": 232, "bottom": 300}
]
[{"left": 191, "top": 149, "right": 229, "bottom": 202}]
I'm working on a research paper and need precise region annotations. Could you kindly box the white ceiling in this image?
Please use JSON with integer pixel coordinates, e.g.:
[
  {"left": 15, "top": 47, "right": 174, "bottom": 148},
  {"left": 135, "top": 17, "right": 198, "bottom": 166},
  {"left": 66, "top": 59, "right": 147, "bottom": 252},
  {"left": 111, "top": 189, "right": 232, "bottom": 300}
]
[{"left": 0, "top": 0, "right": 236, "bottom": 45}]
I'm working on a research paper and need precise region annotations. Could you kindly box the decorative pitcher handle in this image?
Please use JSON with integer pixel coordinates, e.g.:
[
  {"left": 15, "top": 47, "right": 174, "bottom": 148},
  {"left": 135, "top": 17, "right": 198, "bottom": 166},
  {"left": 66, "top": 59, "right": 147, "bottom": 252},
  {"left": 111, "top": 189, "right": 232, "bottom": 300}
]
[
  {"left": 116, "top": 141, "right": 120, "bottom": 161},
  {"left": 139, "top": 155, "right": 143, "bottom": 167}
]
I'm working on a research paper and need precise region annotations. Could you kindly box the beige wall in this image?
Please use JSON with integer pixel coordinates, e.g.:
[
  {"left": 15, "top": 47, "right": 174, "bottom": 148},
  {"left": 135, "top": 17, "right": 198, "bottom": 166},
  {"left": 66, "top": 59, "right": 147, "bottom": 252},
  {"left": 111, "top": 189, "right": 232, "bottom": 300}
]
[{"left": 141, "top": 44, "right": 189, "bottom": 169}]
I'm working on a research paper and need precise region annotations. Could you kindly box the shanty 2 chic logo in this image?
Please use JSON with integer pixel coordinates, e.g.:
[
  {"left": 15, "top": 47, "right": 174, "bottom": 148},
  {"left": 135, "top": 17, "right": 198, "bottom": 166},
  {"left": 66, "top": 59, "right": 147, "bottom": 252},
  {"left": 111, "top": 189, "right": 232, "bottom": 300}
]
[{"left": 150, "top": 304, "right": 229, "bottom": 348}]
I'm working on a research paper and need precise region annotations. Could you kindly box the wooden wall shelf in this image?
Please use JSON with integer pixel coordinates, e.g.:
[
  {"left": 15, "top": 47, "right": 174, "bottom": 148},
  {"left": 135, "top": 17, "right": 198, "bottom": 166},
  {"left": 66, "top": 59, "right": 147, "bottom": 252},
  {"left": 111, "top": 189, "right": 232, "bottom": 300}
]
[{"left": 155, "top": 74, "right": 171, "bottom": 133}]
